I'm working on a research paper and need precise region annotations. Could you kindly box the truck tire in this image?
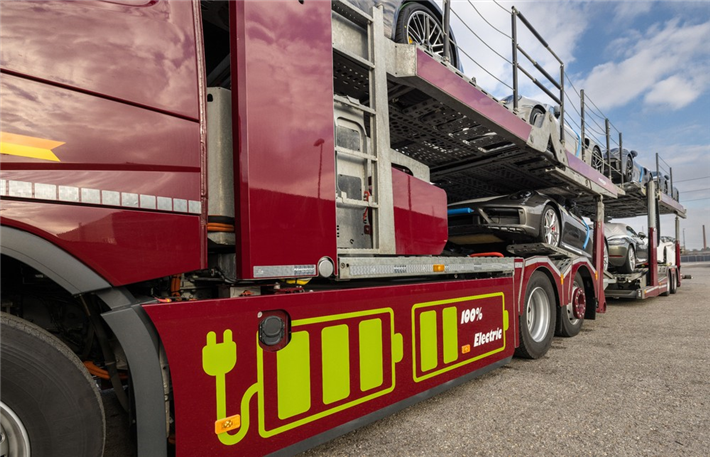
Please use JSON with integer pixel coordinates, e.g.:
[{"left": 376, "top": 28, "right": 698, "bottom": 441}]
[
  {"left": 515, "top": 271, "right": 556, "bottom": 359},
  {"left": 670, "top": 270, "right": 678, "bottom": 294},
  {"left": 556, "top": 273, "right": 584, "bottom": 338},
  {"left": 660, "top": 270, "right": 671, "bottom": 296},
  {"left": 0, "top": 313, "right": 105, "bottom": 457}
]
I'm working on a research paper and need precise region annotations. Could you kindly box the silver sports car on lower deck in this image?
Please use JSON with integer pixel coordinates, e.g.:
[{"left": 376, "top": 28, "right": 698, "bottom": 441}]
[
  {"left": 604, "top": 222, "right": 648, "bottom": 273},
  {"left": 447, "top": 190, "right": 596, "bottom": 258}
]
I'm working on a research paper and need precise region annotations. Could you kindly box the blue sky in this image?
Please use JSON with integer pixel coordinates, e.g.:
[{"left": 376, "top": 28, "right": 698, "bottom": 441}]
[{"left": 446, "top": 1, "right": 710, "bottom": 250}]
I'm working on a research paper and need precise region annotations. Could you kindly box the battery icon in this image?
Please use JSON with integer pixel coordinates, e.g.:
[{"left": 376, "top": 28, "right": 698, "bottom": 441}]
[
  {"left": 412, "top": 293, "right": 507, "bottom": 382},
  {"left": 258, "top": 308, "right": 403, "bottom": 437}
]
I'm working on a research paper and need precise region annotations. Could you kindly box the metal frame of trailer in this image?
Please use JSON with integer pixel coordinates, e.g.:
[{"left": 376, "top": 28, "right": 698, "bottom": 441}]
[
  {"left": 135, "top": 3, "right": 616, "bottom": 455},
  {"left": 602, "top": 176, "right": 685, "bottom": 300}
]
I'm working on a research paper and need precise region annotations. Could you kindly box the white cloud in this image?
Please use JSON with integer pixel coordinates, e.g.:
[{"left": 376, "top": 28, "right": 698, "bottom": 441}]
[
  {"left": 644, "top": 75, "right": 701, "bottom": 109},
  {"left": 579, "top": 18, "right": 710, "bottom": 111},
  {"left": 613, "top": 1, "right": 653, "bottom": 22}
]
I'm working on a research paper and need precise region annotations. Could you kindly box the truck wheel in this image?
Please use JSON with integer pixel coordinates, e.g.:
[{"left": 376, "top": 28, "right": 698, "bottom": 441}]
[
  {"left": 515, "top": 271, "right": 556, "bottom": 359},
  {"left": 670, "top": 270, "right": 678, "bottom": 294},
  {"left": 0, "top": 313, "right": 105, "bottom": 457},
  {"left": 556, "top": 273, "right": 584, "bottom": 338},
  {"left": 660, "top": 270, "right": 671, "bottom": 296}
]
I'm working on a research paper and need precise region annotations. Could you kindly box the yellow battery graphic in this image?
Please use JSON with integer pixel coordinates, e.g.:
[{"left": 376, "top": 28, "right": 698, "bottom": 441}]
[
  {"left": 257, "top": 308, "right": 404, "bottom": 438},
  {"left": 412, "top": 293, "right": 508, "bottom": 382}
]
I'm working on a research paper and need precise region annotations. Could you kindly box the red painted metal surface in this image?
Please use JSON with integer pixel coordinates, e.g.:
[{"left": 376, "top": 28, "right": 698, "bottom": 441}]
[
  {"left": 415, "top": 49, "right": 532, "bottom": 142},
  {"left": 1, "top": 200, "right": 202, "bottom": 286},
  {"left": 0, "top": 0, "right": 199, "bottom": 119},
  {"left": 675, "top": 241, "right": 682, "bottom": 288},
  {"left": 392, "top": 169, "right": 447, "bottom": 255},
  {"left": 145, "top": 277, "right": 515, "bottom": 456},
  {"left": 593, "top": 219, "right": 607, "bottom": 312},
  {"left": 230, "top": 1, "right": 337, "bottom": 279},
  {"left": 648, "top": 227, "right": 658, "bottom": 286},
  {"left": 0, "top": 3, "right": 206, "bottom": 286},
  {"left": 566, "top": 152, "right": 618, "bottom": 197}
]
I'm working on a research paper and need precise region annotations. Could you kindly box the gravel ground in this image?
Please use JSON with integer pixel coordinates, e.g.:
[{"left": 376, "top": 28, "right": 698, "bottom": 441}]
[
  {"left": 104, "top": 264, "right": 710, "bottom": 456},
  {"left": 303, "top": 264, "right": 710, "bottom": 456}
]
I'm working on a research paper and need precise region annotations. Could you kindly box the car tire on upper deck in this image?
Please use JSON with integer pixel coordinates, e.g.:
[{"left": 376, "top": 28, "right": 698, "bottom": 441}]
[
  {"left": 395, "top": 3, "right": 457, "bottom": 68},
  {"left": 0, "top": 313, "right": 105, "bottom": 457},
  {"left": 515, "top": 271, "right": 557, "bottom": 359}
]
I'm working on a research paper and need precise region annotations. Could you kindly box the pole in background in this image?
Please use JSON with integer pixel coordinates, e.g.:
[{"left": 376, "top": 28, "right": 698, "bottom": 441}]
[{"left": 704, "top": 225, "right": 707, "bottom": 250}]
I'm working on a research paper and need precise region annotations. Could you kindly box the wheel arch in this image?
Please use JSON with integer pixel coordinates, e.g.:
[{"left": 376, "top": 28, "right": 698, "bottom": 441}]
[
  {"left": 1, "top": 225, "right": 169, "bottom": 457},
  {"left": 572, "top": 262, "right": 596, "bottom": 307},
  {"left": 0, "top": 225, "right": 109, "bottom": 295},
  {"left": 523, "top": 262, "right": 562, "bottom": 313}
]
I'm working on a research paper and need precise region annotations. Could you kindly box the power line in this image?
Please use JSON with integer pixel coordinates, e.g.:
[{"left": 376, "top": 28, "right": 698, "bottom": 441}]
[
  {"left": 492, "top": 0, "right": 511, "bottom": 14},
  {"left": 675, "top": 176, "right": 710, "bottom": 183},
  {"left": 680, "top": 197, "right": 710, "bottom": 202},
  {"left": 467, "top": 0, "right": 512, "bottom": 40},
  {"left": 678, "top": 187, "right": 710, "bottom": 193},
  {"left": 451, "top": 7, "right": 512, "bottom": 64}
]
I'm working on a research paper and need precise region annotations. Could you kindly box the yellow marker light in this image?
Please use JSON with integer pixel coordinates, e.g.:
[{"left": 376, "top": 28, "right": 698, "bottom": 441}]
[
  {"left": 215, "top": 414, "right": 241, "bottom": 435},
  {"left": 461, "top": 344, "right": 471, "bottom": 354},
  {"left": 595, "top": 271, "right": 598, "bottom": 280},
  {"left": 0, "top": 132, "right": 64, "bottom": 162},
  {"left": 560, "top": 274, "right": 564, "bottom": 285},
  {"left": 433, "top": 264, "right": 445, "bottom": 272}
]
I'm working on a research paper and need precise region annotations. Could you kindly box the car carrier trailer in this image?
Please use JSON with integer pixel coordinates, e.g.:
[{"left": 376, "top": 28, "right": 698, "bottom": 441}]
[
  {"left": 598, "top": 167, "right": 686, "bottom": 300},
  {"left": 0, "top": 1, "right": 684, "bottom": 456}
]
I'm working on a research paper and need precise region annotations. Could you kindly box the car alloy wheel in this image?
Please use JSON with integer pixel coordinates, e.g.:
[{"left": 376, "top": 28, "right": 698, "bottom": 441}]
[
  {"left": 628, "top": 247, "right": 636, "bottom": 271},
  {"left": 542, "top": 207, "right": 560, "bottom": 246},
  {"left": 405, "top": 10, "right": 446, "bottom": 58}
]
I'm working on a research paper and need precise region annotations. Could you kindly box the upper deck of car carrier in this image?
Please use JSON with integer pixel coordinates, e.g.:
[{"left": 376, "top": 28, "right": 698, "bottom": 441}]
[{"left": 332, "top": 1, "right": 621, "bottom": 206}]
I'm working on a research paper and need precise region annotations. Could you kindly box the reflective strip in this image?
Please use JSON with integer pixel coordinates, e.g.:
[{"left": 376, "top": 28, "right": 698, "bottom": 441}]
[
  {"left": 253, "top": 265, "right": 317, "bottom": 278},
  {"left": 140, "top": 194, "right": 156, "bottom": 210},
  {"left": 81, "top": 188, "right": 100, "bottom": 204},
  {"left": 102, "top": 190, "right": 120, "bottom": 206},
  {"left": 35, "top": 183, "right": 57, "bottom": 200},
  {"left": 59, "top": 185, "right": 79, "bottom": 202},
  {"left": 0, "top": 179, "right": 200, "bottom": 214},
  {"left": 9, "top": 180, "right": 33, "bottom": 198}
]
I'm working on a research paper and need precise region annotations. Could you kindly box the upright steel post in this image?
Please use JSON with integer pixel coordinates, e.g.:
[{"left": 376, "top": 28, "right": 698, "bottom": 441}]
[
  {"left": 605, "top": 118, "right": 611, "bottom": 178},
  {"left": 580, "top": 89, "right": 586, "bottom": 146},
  {"left": 619, "top": 132, "right": 623, "bottom": 185},
  {"left": 511, "top": 8, "right": 518, "bottom": 111},
  {"left": 442, "top": 0, "right": 451, "bottom": 63},
  {"left": 676, "top": 215, "right": 682, "bottom": 286},
  {"left": 594, "top": 195, "right": 606, "bottom": 314},
  {"left": 559, "top": 64, "right": 565, "bottom": 144},
  {"left": 647, "top": 177, "right": 658, "bottom": 286}
]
